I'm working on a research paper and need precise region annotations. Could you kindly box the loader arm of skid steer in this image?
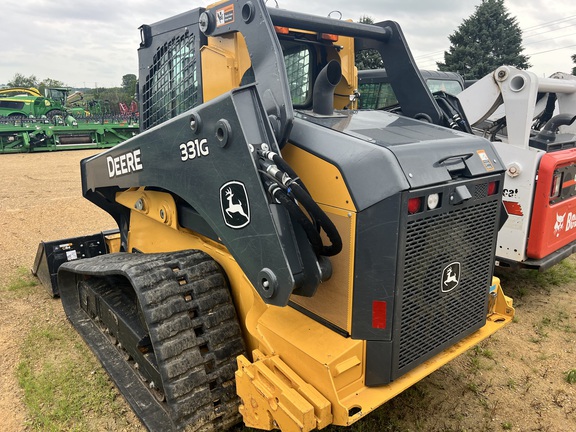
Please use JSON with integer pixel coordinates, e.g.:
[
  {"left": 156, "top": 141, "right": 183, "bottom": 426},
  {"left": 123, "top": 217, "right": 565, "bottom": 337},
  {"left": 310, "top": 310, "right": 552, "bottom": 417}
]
[
  {"left": 199, "top": 0, "right": 294, "bottom": 146},
  {"left": 81, "top": 85, "right": 323, "bottom": 306}
]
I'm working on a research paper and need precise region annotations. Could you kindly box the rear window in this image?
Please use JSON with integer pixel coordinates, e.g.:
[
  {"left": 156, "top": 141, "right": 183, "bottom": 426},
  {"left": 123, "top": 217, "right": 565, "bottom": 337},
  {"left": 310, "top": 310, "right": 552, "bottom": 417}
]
[
  {"left": 358, "top": 83, "right": 398, "bottom": 109},
  {"left": 282, "top": 42, "right": 312, "bottom": 107},
  {"left": 0, "top": 100, "right": 25, "bottom": 109},
  {"left": 426, "top": 79, "right": 463, "bottom": 95}
]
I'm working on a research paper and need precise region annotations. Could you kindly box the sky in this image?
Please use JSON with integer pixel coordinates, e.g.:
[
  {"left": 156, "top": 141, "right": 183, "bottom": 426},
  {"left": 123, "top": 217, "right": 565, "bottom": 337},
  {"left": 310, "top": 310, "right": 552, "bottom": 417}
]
[{"left": 1, "top": 0, "right": 575, "bottom": 88}]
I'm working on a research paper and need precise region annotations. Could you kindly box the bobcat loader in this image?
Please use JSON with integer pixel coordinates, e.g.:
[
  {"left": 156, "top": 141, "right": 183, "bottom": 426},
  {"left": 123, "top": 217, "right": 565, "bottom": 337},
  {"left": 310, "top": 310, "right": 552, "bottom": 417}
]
[
  {"left": 456, "top": 66, "right": 576, "bottom": 270},
  {"left": 38, "top": 1, "right": 514, "bottom": 430}
]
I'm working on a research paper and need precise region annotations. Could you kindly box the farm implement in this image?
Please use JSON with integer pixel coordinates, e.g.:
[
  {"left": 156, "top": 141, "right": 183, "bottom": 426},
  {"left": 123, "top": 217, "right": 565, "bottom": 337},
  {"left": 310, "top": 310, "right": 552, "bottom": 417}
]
[{"left": 0, "top": 115, "right": 138, "bottom": 153}]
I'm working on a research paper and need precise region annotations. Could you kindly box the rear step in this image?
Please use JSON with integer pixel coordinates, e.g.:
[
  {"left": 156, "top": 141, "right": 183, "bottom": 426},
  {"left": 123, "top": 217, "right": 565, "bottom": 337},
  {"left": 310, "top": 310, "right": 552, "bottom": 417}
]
[{"left": 58, "top": 250, "right": 245, "bottom": 431}]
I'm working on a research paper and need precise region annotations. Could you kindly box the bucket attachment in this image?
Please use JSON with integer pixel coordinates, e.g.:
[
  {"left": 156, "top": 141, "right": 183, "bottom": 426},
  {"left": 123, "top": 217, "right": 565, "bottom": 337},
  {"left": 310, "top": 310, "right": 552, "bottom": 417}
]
[{"left": 32, "top": 229, "right": 119, "bottom": 296}]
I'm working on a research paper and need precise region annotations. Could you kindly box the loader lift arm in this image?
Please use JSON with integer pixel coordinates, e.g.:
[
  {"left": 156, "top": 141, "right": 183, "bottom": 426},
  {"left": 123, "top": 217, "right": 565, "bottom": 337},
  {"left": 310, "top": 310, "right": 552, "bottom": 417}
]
[
  {"left": 457, "top": 65, "right": 576, "bottom": 149},
  {"left": 456, "top": 65, "right": 576, "bottom": 269},
  {"left": 83, "top": 85, "right": 329, "bottom": 307}
]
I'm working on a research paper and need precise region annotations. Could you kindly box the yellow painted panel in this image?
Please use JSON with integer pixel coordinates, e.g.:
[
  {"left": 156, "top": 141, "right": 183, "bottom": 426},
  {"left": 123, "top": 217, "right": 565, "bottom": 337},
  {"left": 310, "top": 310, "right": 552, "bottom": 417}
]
[
  {"left": 290, "top": 209, "right": 355, "bottom": 332},
  {"left": 115, "top": 188, "right": 265, "bottom": 355},
  {"left": 201, "top": 33, "right": 251, "bottom": 102},
  {"left": 281, "top": 144, "right": 356, "bottom": 212}
]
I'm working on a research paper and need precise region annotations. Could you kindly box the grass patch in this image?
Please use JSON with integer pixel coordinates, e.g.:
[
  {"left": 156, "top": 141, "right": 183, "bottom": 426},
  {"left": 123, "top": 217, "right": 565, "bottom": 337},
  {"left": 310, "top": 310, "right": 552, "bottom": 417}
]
[
  {"left": 497, "top": 257, "right": 576, "bottom": 296},
  {"left": 17, "top": 323, "right": 127, "bottom": 431},
  {"left": 468, "top": 344, "right": 496, "bottom": 373},
  {"left": 566, "top": 369, "right": 576, "bottom": 384},
  {"left": 533, "top": 309, "right": 576, "bottom": 338},
  {"left": 3, "top": 267, "right": 38, "bottom": 295}
]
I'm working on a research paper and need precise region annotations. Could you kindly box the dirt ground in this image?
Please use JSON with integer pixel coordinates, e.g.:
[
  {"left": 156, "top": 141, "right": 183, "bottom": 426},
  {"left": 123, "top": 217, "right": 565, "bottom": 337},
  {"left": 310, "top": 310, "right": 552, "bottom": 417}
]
[
  {"left": 0, "top": 150, "right": 119, "bottom": 431},
  {"left": 1, "top": 150, "right": 575, "bottom": 431}
]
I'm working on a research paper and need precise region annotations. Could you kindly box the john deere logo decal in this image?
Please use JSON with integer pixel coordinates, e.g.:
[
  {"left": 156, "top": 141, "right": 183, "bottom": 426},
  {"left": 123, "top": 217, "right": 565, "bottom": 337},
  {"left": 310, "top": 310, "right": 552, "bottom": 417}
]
[
  {"left": 220, "top": 181, "right": 250, "bottom": 229},
  {"left": 441, "top": 262, "right": 461, "bottom": 292}
]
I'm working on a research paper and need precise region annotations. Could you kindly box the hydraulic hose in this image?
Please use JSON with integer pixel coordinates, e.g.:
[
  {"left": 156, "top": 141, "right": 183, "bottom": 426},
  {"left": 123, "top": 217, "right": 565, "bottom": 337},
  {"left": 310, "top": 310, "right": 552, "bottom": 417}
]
[
  {"left": 267, "top": 181, "right": 324, "bottom": 255},
  {"left": 541, "top": 113, "right": 576, "bottom": 134},
  {"left": 434, "top": 92, "right": 472, "bottom": 133},
  {"left": 533, "top": 93, "right": 557, "bottom": 130},
  {"left": 260, "top": 151, "right": 343, "bottom": 257},
  {"left": 286, "top": 182, "right": 342, "bottom": 256},
  {"left": 535, "top": 113, "right": 576, "bottom": 142}
]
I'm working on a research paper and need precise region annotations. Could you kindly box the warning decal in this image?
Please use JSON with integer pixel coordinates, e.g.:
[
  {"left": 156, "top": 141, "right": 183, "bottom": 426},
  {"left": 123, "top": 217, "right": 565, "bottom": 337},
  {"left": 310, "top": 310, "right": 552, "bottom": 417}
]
[
  {"left": 477, "top": 149, "right": 495, "bottom": 171},
  {"left": 216, "top": 5, "right": 235, "bottom": 27}
]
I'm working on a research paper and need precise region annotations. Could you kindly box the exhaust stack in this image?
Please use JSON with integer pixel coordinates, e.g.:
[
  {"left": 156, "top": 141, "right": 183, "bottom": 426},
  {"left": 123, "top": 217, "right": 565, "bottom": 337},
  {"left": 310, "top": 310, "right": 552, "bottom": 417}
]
[{"left": 313, "top": 60, "right": 342, "bottom": 116}]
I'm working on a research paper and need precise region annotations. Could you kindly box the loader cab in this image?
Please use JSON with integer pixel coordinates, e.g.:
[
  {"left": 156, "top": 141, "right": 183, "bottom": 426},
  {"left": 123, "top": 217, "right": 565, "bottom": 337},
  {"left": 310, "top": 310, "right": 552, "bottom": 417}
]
[
  {"left": 275, "top": 27, "right": 357, "bottom": 112},
  {"left": 138, "top": 7, "right": 445, "bottom": 134}
]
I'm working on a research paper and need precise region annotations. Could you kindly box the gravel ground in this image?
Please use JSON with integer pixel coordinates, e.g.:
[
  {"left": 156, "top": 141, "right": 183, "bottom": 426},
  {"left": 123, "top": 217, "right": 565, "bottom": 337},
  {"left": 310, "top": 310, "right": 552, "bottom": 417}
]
[{"left": 0, "top": 150, "right": 117, "bottom": 431}]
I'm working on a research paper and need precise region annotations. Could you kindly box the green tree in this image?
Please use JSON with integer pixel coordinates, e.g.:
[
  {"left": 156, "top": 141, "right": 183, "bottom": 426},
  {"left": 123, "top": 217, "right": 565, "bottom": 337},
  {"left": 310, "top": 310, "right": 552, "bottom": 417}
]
[
  {"left": 356, "top": 16, "right": 384, "bottom": 70},
  {"left": 38, "top": 78, "right": 67, "bottom": 94},
  {"left": 121, "top": 74, "right": 137, "bottom": 95},
  {"left": 7, "top": 73, "right": 38, "bottom": 88},
  {"left": 438, "top": 0, "right": 530, "bottom": 80}
]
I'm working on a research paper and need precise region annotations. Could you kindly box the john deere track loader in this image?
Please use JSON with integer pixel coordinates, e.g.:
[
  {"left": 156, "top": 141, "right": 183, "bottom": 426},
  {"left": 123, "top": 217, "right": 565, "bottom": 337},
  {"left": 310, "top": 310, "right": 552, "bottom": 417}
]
[{"left": 47, "top": 1, "right": 514, "bottom": 430}]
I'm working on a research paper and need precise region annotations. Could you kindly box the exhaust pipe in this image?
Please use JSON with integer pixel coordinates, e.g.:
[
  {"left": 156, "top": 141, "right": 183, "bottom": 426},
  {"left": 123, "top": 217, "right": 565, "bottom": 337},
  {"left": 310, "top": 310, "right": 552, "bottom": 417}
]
[
  {"left": 536, "top": 113, "right": 576, "bottom": 142},
  {"left": 313, "top": 60, "right": 342, "bottom": 116}
]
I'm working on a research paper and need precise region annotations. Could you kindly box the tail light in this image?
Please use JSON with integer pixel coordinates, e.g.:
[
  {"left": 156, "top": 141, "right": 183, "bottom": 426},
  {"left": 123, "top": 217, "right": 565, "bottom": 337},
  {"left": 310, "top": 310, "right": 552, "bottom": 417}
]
[
  {"left": 408, "top": 197, "right": 422, "bottom": 214},
  {"left": 372, "top": 300, "right": 387, "bottom": 329},
  {"left": 487, "top": 181, "right": 498, "bottom": 196},
  {"left": 551, "top": 172, "right": 562, "bottom": 198}
]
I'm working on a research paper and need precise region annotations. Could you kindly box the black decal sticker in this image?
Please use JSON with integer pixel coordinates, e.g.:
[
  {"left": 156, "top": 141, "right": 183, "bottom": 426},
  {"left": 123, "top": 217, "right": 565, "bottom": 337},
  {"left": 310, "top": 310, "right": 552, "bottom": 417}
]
[{"left": 220, "top": 181, "right": 250, "bottom": 229}]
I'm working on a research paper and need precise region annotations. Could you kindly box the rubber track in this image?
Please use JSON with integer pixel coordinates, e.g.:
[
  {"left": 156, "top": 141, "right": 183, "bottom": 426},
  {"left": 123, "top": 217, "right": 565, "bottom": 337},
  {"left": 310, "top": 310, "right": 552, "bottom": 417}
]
[{"left": 59, "top": 250, "right": 245, "bottom": 431}]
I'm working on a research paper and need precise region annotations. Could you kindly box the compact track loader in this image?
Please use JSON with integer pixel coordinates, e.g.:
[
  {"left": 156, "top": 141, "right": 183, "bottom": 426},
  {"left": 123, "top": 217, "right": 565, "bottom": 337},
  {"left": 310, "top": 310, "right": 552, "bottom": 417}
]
[
  {"left": 43, "top": 1, "right": 514, "bottom": 430},
  {"left": 457, "top": 66, "right": 576, "bottom": 270}
]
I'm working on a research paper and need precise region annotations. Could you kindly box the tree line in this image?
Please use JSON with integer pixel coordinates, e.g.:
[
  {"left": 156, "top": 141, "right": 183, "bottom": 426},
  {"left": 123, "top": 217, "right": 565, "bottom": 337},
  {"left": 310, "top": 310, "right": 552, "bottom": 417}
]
[{"left": 7, "top": 0, "right": 575, "bottom": 100}]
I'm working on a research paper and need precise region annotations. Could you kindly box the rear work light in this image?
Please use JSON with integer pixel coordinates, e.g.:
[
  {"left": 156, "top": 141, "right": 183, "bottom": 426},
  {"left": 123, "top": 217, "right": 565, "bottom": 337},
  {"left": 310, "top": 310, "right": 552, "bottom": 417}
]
[{"left": 427, "top": 193, "right": 440, "bottom": 210}]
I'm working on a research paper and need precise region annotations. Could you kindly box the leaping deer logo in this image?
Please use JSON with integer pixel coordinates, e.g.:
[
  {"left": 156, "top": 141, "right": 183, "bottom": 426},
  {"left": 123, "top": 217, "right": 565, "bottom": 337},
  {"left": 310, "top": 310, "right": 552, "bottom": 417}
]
[
  {"left": 441, "top": 262, "right": 461, "bottom": 292},
  {"left": 217, "top": 10, "right": 225, "bottom": 24},
  {"left": 224, "top": 187, "right": 248, "bottom": 220},
  {"left": 444, "top": 267, "right": 458, "bottom": 287},
  {"left": 220, "top": 181, "right": 250, "bottom": 229}
]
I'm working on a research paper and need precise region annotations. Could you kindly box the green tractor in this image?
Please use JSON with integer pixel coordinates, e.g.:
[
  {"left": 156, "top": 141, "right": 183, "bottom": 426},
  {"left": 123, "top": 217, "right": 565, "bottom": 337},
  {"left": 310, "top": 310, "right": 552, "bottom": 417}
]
[
  {"left": 0, "top": 86, "right": 85, "bottom": 119},
  {"left": 0, "top": 87, "right": 139, "bottom": 154}
]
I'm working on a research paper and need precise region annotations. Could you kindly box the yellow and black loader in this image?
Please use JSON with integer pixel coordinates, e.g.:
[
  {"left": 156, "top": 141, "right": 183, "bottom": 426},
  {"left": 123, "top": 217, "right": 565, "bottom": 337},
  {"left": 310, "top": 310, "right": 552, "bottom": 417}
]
[{"left": 36, "top": 1, "right": 514, "bottom": 430}]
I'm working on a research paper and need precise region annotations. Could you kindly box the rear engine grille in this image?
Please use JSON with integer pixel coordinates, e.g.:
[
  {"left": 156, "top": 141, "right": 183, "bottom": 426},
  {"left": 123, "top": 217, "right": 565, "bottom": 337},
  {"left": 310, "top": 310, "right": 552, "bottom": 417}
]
[{"left": 396, "top": 199, "right": 498, "bottom": 374}]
